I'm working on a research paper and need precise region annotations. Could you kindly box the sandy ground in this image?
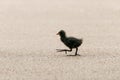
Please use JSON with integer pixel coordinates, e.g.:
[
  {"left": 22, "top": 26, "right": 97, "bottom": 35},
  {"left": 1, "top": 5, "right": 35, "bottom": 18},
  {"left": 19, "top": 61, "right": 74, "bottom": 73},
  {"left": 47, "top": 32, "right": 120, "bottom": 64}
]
[{"left": 0, "top": 0, "right": 120, "bottom": 80}]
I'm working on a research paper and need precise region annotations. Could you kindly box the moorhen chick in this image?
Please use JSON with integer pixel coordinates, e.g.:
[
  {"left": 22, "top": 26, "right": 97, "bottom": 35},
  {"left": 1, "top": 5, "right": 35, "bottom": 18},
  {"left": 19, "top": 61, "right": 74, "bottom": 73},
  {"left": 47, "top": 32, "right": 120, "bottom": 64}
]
[{"left": 57, "top": 30, "right": 83, "bottom": 56}]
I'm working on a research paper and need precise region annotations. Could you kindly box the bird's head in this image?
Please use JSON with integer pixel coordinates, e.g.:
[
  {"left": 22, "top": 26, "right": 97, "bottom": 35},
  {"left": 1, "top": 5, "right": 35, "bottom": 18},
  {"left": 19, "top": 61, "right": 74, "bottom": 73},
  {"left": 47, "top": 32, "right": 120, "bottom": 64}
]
[{"left": 57, "top": 30, "right": 66, "bottom": 37}]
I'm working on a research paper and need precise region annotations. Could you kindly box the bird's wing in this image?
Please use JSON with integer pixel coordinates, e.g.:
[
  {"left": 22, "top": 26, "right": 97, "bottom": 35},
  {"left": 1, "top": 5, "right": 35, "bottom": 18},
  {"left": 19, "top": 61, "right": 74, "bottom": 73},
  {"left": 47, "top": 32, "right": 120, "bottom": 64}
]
[
  {"left": 67, "top": 37, "right": 80, "bottom": 45},
  {"left": 68, "top": 37, "right": 79, "bottom": 42}
]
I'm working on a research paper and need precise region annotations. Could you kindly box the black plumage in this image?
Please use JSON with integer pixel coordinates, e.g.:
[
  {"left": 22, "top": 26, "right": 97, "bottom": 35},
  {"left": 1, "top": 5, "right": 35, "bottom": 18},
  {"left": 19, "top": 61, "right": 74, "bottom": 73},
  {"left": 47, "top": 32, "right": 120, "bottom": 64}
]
[{"left": 57, "top": 30, "right": 83, "bottom": 56}]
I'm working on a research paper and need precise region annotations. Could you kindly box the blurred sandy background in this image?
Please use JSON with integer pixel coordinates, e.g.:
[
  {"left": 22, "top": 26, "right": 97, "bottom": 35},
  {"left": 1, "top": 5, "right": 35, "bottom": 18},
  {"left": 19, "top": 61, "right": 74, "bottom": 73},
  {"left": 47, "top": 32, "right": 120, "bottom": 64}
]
[{"left": 0, "top": 0, "right": 120, "bottom": 80}]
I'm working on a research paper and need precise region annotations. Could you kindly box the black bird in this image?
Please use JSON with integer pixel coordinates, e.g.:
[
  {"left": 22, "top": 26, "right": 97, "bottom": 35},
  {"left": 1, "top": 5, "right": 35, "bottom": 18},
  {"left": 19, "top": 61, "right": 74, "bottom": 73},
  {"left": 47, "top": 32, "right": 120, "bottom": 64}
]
[{"left": 57, "top": 30, "right": 83, "bottom": 56}]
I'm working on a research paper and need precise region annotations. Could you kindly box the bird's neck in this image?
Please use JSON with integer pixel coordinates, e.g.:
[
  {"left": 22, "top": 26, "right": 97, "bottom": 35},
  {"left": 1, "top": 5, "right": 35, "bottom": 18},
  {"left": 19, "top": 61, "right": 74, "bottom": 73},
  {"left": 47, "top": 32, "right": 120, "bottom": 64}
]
[
  {"left": 60, "top": 34, "right": 67, "bottom": 39},
  {"left": 60, "top": 35, "right": 67, "bottom": 42}
]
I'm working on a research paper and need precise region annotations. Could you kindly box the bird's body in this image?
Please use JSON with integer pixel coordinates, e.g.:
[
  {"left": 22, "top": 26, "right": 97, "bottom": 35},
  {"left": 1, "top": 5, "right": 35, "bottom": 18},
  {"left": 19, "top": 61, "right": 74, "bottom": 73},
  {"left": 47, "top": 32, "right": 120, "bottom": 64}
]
[
  {"left": 57, "top": 30, "right": 83, "bottom": 56},
  {"left": 61, "top": 36, "right": 82, "bottom": 49}
]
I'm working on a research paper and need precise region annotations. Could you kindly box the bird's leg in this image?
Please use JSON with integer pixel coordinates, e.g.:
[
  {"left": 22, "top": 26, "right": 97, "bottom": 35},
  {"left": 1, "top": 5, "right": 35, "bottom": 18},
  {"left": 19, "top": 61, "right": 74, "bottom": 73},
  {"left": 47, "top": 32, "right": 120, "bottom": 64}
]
[
  {"left": 75, "top": 48, "right": 78, "bottom": 56},
  {"left": 64, "top": 48, "right": 72, "bottom": 54},
  {"left": 69, "top": 48, "right": 72, "bottom": 52},
  {"left": 56, "top": 49, "right": 72, "bottom": 54}
]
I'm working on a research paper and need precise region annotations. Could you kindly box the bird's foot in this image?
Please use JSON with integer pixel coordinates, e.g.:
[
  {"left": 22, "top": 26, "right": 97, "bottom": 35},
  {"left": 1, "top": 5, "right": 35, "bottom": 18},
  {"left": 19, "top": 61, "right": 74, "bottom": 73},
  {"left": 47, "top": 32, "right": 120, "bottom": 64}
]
[
  {"left": 67, "top": 54, "right": 80, "bottom": 56},
  {"left": 75, "top": 54, "right": 81, "bottom": 56}
]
